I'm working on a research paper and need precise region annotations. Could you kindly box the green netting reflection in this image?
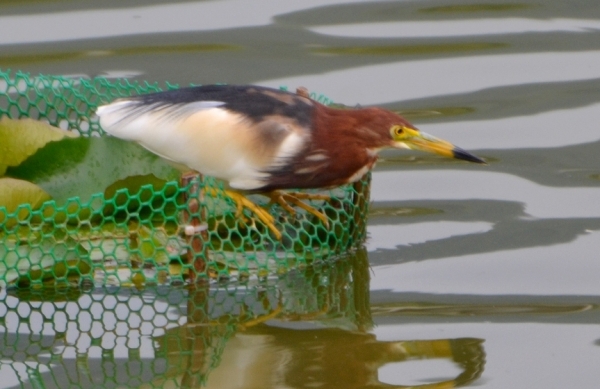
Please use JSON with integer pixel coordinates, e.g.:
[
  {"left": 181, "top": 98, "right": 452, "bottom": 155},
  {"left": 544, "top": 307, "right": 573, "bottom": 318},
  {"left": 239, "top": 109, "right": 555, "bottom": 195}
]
[
  {"left": 0, "top": 249, "right": 373, "bottom": 388},
  {"left": 0, "top": 249, "right": 486, "bottom": 388},
  {"left": 0, "top": 70, "right": 370, "bottom": 288}
]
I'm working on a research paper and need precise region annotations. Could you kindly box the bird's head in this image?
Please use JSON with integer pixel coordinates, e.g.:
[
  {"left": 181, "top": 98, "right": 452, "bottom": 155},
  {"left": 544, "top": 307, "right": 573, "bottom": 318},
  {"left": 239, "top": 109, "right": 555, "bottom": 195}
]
[{"left": 387, "top": 119, "right": 485, "bottom": 164}]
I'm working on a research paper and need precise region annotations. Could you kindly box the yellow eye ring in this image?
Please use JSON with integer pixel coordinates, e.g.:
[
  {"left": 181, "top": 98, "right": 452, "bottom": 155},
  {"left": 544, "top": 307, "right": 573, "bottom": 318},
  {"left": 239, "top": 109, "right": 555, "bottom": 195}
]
[{"left": 394, "top": 126, "right": 404, "bottom": 136}]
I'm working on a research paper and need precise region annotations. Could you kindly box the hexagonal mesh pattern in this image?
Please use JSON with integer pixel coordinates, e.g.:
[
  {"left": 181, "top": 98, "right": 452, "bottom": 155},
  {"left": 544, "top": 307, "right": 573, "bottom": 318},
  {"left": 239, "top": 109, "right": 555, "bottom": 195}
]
[
  {"left": 0, "top": 249, "right": 374, "bottom": 388},
  {"left": 0, "top": 70, "right": 370, "bottom": 288}
]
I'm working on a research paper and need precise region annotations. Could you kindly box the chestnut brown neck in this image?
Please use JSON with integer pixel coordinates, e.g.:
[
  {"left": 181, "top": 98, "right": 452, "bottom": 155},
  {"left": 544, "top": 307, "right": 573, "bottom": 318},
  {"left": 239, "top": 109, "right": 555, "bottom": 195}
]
[{"left": 313, "top": 104, "right": 400, "bottom": 149}]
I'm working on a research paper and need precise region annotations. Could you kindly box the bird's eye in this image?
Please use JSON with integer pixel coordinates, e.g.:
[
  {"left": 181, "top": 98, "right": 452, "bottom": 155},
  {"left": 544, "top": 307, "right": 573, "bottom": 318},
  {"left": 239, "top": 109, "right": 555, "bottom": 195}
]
[{"left": 394, "top": 126, "right": 404, "bottom": 136}]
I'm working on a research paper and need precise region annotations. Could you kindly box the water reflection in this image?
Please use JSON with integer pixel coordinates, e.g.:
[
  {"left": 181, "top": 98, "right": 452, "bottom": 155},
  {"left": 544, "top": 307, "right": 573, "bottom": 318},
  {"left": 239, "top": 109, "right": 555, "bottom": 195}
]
[
  {"left": 368, "top": 199, "right": 600, "bottom": 265},
  {"left": 370, "top": 230, "right": 600, "bottom": 296},
  {"left": 371, "top": 171, "right": 600, "bottom": 218},
  {"left": 0, "top": 1, "right": 361, "bottom": 45},
  {"left": 309, "top": 18, "right": 600, "bottom": 38},
  {"left": 156, "top": 327, "right": 484, "bottom": 389},
  {"left": 418, "top": 4, "right": 533, "bottom": 13},
  {"left": 0, "top": 44, "right": 237, "bottom": 67},
  {"left": 0, "top": 249, "right": 486, "bottom": 389},
  {"left": 259, "top": 51, "right": 600, "bottom": 105},
  {"left": 311, "top": 42, "right": 508, "bottom": 56}
]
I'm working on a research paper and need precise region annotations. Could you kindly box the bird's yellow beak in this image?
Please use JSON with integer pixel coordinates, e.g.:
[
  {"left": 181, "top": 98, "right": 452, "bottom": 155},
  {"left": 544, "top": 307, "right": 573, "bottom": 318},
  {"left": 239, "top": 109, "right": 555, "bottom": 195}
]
[{"left": 392, "top": 126, "right": 485, "bottom": 164}]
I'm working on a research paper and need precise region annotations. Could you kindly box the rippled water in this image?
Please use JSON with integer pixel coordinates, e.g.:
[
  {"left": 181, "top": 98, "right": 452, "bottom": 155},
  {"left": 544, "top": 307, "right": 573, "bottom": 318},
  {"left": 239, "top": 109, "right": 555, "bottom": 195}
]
[{"left": 2, "top": 1, "right": 600, "bottom": 388}]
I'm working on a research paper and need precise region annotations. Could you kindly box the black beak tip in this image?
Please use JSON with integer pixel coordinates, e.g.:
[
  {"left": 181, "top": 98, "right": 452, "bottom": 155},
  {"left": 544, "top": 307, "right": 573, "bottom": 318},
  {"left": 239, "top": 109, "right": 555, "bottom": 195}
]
[{"left": 453, "top": 147, "right": 487, "bottom": 164}]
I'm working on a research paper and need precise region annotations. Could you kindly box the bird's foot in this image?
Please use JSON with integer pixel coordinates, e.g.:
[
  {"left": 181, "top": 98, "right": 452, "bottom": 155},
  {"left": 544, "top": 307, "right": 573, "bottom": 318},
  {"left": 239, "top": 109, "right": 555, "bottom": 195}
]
[
  {"left": 266, "top": 190, "right": 330, "bottom": 227},
  {"left": 237, "top": 301, "right": 283, "bottom": 331},
  {"left": 205, "top": 189, "right": 329, "bottom": 240},
  {"left": 206, "top": 188, "right": 282, "bottom": 240}
]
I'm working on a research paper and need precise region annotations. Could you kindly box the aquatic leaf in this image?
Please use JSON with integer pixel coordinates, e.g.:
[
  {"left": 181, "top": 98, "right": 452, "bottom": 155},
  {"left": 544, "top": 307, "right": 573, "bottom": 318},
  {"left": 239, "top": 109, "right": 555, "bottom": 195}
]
[
  {"left": 16, "top": 258, "right": 92, "bottom": 287},
  {"left": 0, "top": 236, "right": 90, "bottom": 287},
  {"left": 104, "top": 174, "right": 176, "bottom": 201},
  {"left": 8, "top": 286, "right": 85, "bottom": 302},
  {"left": 132, "top": 223, "right": 185, "bottom": 264},
  {"left": 0, "top": 44, "right": 238, "bottom": 67},
  {"left": 7, "top": 136, "right": 181, "bottom": 205},
  {"left": 0, "top": 177, "right": 52, "bottom": 223},
  {"left": 0, "top": 117, "right": 76, "bottom": 173},
  {"left": 312, "top": 43, "right": 507, "bottom": 56},
  {"left": 419, "top": 4, "right": 532, "bottom": 13}
]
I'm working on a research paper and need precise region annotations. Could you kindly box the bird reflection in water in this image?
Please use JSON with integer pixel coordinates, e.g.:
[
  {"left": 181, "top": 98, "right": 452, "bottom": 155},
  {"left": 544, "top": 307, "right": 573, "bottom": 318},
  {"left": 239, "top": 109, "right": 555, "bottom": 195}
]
[
  {"left": 151, "top": 249, "right": 486, "bottom": 389},
  {"left": 0, "top": 249, "right": 485, "bottom": 388}
]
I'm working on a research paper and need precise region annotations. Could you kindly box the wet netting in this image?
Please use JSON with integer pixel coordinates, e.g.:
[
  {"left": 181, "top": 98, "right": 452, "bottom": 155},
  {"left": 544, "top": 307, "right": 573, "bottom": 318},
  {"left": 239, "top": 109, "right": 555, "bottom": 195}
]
[
  {"left": 0, "top": 250, "right": 378, "bottom": 388},
  {"left": 0, "top": 250, "right": 486, "bottom": 389},
  {"left": 0, "top": 70, "right": 370, "bottom": 289}
]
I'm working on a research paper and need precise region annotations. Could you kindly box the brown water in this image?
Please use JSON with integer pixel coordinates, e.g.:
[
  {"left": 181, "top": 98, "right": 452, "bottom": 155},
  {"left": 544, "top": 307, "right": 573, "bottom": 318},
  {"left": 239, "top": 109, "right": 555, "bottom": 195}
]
[{"left": 1, "top": 1, "right": 600, "bottom": 388}]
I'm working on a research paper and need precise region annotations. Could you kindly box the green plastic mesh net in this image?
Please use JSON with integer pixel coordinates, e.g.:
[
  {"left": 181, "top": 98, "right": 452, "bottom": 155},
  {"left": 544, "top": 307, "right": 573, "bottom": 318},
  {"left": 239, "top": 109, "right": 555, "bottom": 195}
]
[{"left": 0, "top": 70, "right": 371, "bottom": 288}]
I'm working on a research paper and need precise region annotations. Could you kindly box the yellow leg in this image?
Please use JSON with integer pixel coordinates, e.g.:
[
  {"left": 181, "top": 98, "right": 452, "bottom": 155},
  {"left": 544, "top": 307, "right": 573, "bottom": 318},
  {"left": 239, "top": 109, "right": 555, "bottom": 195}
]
[
  {"left": 204, "top": 188, "right": 330, "bottom": 240},
  {"left": 266, "top": 190, "right": 330, "bottom": 227},
  {"left": 287, "top": 192, "right": 330, "bottom": 201},
  {"left": 237, "top": 303, "right": 283, "bottom": 330},
  {"left": 206, "top": 188, "right": 282, "bottom": 240}
]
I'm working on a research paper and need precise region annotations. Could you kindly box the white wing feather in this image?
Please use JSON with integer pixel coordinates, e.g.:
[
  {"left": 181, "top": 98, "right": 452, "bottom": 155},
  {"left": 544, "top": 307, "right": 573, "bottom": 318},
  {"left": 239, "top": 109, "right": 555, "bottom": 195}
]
[{"left": 97, "top": 99, "right": 287, "bottom": 190}]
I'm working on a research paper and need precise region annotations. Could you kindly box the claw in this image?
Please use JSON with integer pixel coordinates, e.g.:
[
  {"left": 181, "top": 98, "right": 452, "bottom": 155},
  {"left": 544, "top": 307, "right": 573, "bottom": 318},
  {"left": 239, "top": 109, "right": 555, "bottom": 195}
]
[
  {"left": 267, "top": 191, "right": 297, "bottom": 216},
  {"left": 207, "top": 188, "right": 282, "bottom": 240},
  {"left": 267, "top": 190, "right": 330, "bottom": 228},
  {"left": 205, "top": 189, "right": 330, "bottom": 240}
]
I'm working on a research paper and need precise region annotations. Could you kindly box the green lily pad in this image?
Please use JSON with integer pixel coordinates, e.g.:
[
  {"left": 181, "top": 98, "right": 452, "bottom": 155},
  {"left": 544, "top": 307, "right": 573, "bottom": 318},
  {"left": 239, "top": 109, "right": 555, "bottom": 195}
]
[
  {"left": 0, "top": 177, "right": 52, "bottom": 223},
  {"left": 7, "top": 136, "right": 181, "bottom": 206},
  {"left": 0, "top": 236, "right": 90, "bottom": 287},
  {"left": 104, "top": 173, "right": 177, "bottom": 201},
  {"left": 0, "top": 117, "right": 76, "bottom": 175}
]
